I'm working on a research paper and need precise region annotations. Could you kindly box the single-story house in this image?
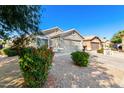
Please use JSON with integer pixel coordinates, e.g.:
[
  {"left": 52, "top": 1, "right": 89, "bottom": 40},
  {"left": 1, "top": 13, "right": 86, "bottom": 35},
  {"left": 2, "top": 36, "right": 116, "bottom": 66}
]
[
  {"left": 101, "top": 38, "right": 111, "bottom": 49},
  {"left": 42, "top": 27, "right": 84, "bottom": 53},
  {"left": 83, "top": 36, "right": 103, "bottom": 50}
]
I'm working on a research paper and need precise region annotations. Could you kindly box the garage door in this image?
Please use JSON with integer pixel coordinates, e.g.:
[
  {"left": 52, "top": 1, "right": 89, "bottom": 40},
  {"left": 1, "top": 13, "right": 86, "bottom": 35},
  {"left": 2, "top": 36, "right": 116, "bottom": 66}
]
[
  {"left": 64, "top": 40, "right": 81, "bottom": 52},
  {"left": 91, "top": 42, "right": 99, "bottom": 50}
]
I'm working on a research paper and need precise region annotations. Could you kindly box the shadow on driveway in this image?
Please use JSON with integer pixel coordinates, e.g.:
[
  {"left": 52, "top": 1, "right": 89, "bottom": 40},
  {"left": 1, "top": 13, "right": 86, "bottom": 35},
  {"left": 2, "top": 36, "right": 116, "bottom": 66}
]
[{"left": 44, "top": 54, "right": 122, "bottom": 88}]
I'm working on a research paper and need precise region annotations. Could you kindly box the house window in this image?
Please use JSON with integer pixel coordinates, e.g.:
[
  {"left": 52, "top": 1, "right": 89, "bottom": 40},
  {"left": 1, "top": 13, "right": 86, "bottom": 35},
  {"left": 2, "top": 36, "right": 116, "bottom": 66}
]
[{"left": 36, "top": 38, "right": 48, "bottom": 48}]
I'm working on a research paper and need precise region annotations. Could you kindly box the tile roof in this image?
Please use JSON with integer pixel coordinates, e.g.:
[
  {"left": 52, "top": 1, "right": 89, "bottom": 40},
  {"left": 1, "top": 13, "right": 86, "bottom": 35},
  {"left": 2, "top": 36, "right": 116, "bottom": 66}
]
[
  {"left": 83, "top": 36, "right": 96, "bottom": 40},
  {"left": 51, "top": 29, "right": 84, "bottom": 39},
  {"left": 42, "top": 26, "right": 63, "bottom": 35}
]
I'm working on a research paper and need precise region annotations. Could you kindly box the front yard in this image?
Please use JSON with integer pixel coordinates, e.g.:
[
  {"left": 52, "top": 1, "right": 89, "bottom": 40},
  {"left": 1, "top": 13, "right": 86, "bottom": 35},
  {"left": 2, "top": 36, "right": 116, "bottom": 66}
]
[
  {"left": 0, "top": 52, "right": 124, "bottom": 88},
  {"left": 0, "top": 56, "right": 23, "bottom": 87}
]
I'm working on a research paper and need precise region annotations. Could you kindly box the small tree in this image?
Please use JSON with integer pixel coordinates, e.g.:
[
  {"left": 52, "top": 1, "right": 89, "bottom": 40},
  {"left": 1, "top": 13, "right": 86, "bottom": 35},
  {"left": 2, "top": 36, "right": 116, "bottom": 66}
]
[
  {"left": 0, "top": 5, "right": 41, "bottom": 43},
  {"left": 12, "top": 34, "right": 31, "bottom": 54},
  {"left": 111, "top": 30, "right": 124, "bottom": 43},
  {"left": 0, "top": 5, "right": 42, "bottom": 52}
]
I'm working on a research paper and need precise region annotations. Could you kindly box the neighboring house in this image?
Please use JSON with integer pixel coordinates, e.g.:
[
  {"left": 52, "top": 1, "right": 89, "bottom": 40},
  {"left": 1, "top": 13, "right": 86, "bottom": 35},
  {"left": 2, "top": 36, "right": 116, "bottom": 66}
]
[
  {"left": 101, "top": 38, "right": 111, "bottom": 49},
  {"left": 42, "top": 27, "right": 84, "bottom": 53},
  {"left": 83, "top": 36, "right": 103, "bottom": 50}
]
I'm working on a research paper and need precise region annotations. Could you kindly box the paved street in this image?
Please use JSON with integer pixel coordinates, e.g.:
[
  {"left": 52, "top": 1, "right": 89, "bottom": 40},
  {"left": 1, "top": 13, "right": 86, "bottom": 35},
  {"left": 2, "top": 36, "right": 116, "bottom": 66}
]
[{"left": 89, "top": 51, "right": 124, "bottom": 71}]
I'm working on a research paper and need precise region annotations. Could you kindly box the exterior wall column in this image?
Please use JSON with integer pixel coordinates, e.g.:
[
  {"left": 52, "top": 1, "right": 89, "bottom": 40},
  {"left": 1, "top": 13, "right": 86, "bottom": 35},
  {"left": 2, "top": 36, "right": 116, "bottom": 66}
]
[{"left": 121, "top": 35, "right": 124, "bottom": 51}]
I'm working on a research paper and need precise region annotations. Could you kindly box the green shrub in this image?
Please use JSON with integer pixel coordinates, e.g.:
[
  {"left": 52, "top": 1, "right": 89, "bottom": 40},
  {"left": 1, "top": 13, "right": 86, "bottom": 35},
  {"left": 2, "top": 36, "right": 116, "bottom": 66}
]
[
  {"left": 71, "top": 51, "right": 90, "bottom": 67},
  {"left": 97, "top": 48, "right": 104, "bottom": 54},
  {"left": 3, "top": 48, "right": 17, "bottom": 57},
  {"left": 19, "top": 46, "right": 54, "bottom": 87}
]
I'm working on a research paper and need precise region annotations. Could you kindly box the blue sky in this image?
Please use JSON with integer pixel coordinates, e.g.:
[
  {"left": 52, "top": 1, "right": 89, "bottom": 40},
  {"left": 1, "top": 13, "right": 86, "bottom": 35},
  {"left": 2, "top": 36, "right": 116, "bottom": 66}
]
[{"left": 40, "top": 5, "right": 124, "bottom": 40}]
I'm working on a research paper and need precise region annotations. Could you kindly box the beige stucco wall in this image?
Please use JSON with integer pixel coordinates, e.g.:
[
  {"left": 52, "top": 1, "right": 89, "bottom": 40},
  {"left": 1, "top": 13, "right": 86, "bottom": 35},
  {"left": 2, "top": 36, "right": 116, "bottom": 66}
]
[
  {"left": 64, "top": 32, "right": 83, "bottom": 41},
  {"left": 102, "top": 41, "right": 110, "bottom": 49},
  {"left": 51, "top": 37, "right": 60, "bottom": 48},
  {"left": 102, "top": 42, "right": 105, "bottom": 48},
  {"left": 92, "top": 38, "right": 101, "bottom": 42},
  {"left": 83, "top": 40, "right": 91, "bottom": 50},
  {"left": 99, "top": 43, "right": 102, "bottom": 49}
]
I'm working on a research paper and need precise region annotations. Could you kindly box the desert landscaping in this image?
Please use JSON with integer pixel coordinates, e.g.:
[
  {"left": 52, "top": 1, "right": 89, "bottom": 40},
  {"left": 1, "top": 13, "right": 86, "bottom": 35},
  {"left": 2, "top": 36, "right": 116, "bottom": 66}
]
[
  {"left": 0, "top": 51, "right": 124, "bottom": 88},
  {"left": 0, "top": 5, "right": 124, "bottom": 88}
]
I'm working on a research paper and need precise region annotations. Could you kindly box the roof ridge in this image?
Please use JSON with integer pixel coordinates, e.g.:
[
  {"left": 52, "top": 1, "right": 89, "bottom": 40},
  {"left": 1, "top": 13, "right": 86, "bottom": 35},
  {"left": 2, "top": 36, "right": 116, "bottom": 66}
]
[{"left": 42, "top": 26, "right": 63, "bottom": 32}]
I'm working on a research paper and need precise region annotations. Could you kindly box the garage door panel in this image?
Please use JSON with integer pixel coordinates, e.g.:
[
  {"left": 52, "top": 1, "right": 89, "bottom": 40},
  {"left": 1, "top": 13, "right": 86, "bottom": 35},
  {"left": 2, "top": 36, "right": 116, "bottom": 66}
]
[
  {"left": 91, "top": 42, "right": 99, "bottom": 50},
  {"left": 64, "top": 40, "right": 81, "bottom": 52}
]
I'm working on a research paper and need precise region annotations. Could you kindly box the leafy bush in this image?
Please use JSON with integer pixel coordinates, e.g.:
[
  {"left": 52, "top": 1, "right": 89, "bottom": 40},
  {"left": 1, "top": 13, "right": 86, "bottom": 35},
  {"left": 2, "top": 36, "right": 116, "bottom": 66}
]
[
  {"left": 12, "top": 34, "right": 32, "bottom": 55},
  {"left": 97, "top": 48, "right": 104, "bottom": 54},
  {"left": 3, "top": 48, "right": 17, "bottom": 57},
  {"left": 71, "top": 51, "right": 90, "bottom": 67},
  {"left": 19, "top": 46, "right": 54, "bottom": 87}
]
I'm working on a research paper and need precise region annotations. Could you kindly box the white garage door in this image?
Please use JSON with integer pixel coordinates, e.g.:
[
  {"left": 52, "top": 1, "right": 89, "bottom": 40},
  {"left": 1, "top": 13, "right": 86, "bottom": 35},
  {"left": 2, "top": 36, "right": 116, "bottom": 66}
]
[{"left": 63, "top": 40, "right": 81, "bottom": 52}]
